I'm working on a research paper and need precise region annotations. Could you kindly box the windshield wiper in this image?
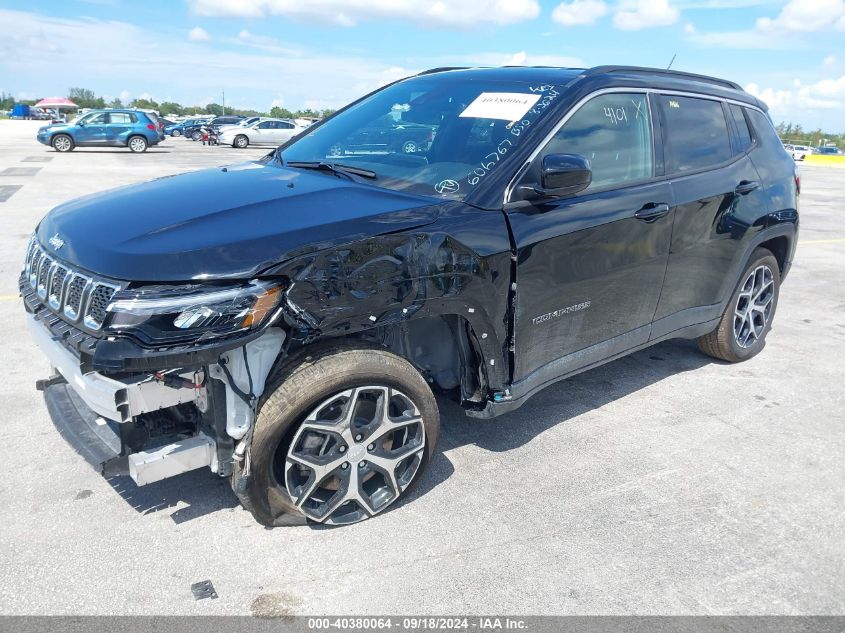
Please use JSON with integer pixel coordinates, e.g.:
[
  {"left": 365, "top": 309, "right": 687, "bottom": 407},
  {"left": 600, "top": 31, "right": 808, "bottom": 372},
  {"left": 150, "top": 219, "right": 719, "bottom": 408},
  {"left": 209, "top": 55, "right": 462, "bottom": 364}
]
[{"left": 285, "top": 161, "right": 377, "bottom": 180}]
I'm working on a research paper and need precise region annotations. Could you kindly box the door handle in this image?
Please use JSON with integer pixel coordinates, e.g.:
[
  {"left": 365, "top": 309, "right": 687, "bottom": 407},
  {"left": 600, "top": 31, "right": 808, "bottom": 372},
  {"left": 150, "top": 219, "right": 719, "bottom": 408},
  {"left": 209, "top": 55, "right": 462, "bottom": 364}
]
[
  {"left": 634, "top": 202, "right": 670, "bottom": 222},
  {"left": 735, "top": 180, "right": 760, "bottom": 195}
]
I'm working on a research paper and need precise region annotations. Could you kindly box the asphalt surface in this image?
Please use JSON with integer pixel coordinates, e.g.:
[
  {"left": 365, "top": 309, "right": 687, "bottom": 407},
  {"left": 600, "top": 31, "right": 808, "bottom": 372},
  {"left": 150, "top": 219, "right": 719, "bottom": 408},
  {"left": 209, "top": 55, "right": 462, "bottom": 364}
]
[{"left": 0, "top": 120, "right": 843, "bottom": 616}]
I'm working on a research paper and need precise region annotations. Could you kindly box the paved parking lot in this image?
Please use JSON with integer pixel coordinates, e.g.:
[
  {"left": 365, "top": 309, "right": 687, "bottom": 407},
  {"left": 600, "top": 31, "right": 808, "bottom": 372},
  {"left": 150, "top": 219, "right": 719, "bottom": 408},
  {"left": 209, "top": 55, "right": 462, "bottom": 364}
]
[{"left": 0, "top": 120, "right": 843, "bottom": 616}]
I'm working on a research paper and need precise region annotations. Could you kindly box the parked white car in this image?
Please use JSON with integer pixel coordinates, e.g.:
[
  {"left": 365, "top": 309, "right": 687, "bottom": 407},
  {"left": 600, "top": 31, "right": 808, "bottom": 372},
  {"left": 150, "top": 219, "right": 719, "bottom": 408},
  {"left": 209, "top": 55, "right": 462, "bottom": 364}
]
[
  {"left": 789, "top": 145, "right": 812, "bottom": 161},
  {"left": 219, "top": 118, "right": 304, "bottom": 148}
]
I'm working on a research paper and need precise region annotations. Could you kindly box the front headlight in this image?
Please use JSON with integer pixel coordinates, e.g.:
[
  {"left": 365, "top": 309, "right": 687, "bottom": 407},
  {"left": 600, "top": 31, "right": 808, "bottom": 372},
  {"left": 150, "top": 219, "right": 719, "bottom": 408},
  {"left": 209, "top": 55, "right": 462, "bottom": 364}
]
[{"left": 105, "top": 279, "right": 284, "bottom": 346}]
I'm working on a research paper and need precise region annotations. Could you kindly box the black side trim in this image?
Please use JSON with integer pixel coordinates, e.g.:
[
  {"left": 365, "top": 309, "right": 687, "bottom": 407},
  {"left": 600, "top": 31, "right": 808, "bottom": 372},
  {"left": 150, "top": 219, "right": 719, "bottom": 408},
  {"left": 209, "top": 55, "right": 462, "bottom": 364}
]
[{"left": 43, "top": 382, "right": 124, "bottom": 474}]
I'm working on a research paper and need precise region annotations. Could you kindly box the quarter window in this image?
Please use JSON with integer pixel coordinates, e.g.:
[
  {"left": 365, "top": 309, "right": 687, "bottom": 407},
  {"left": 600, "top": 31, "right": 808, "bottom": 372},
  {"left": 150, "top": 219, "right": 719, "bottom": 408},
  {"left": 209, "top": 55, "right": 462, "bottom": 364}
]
[
  {"left": 729, "top": 104, "right": 753, "bottom": 153},
  {"left": 660, "top": 95, "right": 731, "bottom": 172},
  {"left": 538, "top": 93, "right": 654, "bottom": 191}
]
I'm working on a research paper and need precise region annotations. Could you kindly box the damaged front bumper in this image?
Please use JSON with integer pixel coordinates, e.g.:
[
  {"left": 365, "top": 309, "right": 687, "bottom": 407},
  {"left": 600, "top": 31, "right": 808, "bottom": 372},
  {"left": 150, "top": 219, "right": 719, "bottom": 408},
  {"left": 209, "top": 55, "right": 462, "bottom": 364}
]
[{"left": 26, "top": 311, "right": 284, "bottom": 487}]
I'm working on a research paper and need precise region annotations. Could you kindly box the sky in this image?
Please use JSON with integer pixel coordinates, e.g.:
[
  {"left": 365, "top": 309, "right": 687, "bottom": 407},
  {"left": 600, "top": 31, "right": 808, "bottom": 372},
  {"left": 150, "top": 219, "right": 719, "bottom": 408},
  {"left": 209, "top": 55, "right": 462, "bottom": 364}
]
[{"left": 0, "top": 0, "right": 843, "bottom": 130}]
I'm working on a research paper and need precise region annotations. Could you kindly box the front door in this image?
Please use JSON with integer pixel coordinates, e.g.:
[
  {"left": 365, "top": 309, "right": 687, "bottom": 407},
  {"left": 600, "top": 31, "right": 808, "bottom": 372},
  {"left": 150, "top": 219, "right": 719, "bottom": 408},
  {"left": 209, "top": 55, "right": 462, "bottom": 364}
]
[
  {"left": 76, "top": 112, "right": 108, "bottom": 145},
  {"left": 507, "top": 92, "right": 674, "bottom": 383}
]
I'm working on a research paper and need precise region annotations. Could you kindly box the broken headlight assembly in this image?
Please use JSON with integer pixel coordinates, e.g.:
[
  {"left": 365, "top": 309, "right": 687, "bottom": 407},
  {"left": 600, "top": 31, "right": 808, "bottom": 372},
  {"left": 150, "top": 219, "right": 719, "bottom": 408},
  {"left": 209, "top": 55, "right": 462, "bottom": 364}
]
[{"left": 104, "top": 280, "right": 284, "bottom": 346}]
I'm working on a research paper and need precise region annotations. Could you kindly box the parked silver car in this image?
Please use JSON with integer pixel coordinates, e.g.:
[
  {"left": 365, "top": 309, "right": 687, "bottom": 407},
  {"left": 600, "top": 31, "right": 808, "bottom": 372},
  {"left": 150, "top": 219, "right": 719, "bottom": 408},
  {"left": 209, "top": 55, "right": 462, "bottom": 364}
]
[{"left": 219, "top": 118, "right": 304, "bottom": 148}]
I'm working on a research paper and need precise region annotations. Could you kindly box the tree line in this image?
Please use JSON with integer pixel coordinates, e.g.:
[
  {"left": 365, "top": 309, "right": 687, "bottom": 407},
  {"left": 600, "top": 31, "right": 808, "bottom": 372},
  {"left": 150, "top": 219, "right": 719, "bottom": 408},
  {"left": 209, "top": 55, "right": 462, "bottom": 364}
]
[
  {"left": 775, "top": 122, "right": 843, "bottom": 148},
  {"left": 0, "top": 87, "right": 335, "bottom": 119}
]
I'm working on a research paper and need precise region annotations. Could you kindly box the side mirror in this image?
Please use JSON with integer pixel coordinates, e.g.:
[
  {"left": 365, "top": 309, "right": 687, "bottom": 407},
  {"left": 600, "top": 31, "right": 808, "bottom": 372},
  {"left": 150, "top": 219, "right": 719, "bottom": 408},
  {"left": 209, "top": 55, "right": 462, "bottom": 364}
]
[
  {"left": 77, "top": 120, "right": 85, "bottom": 127},
  {"left": 517, "top": 154, "right": 592, "bottom": 201}
]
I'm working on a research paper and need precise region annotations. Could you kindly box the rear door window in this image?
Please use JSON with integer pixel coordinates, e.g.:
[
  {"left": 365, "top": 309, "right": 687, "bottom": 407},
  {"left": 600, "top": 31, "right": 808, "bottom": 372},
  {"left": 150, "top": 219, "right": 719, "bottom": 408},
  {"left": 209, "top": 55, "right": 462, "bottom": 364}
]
[
  {"left": 109, "top": 112, "right": 135, "bottom": 124},
  {"left": 659, "top": 95, "right": 731, "bottom": 172}
]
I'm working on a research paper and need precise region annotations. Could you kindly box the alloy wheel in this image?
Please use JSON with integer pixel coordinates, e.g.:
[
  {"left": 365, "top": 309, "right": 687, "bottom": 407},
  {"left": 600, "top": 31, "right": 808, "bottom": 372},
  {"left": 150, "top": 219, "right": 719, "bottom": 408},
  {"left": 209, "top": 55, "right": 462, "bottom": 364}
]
[
  {"left": 282, "top": 386, "right": 426, "bottom": 525},
  {"left": 734, "top": 265, "right": 775, "bottom": 348},
  {"left": 53, "top": 136, "right": 71, "bottom": 152},
  {"left": 402, "top": 140, "right": 417, "bottom": 153},
  {"left": 235, "top": 135, "right": 248, "bottom": 148},
  {"left": 129, "top": 137, "right": 147, "bottom": 152}
]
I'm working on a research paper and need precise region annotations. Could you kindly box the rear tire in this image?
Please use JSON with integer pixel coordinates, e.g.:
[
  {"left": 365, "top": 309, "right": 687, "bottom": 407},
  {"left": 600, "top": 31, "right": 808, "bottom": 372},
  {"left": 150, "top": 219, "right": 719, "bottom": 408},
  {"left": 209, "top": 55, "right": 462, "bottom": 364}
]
[
  {"left": 697, "top": 248, "right": 780, "bottom": 362},
  {"left": 171, "top": 129, "right": 182, "bottom": 137},
  {"left": 233, "top": 344, "right": 439, "bottom": 527},
  {"left": 127, "top": 136, "right": 148, "bottom": 153},
  {"left": 52, "top": 134, "right": 74, "bottom": 152},
  {"left": 191, "top": 130, "right": 201, "bottom": 141}
]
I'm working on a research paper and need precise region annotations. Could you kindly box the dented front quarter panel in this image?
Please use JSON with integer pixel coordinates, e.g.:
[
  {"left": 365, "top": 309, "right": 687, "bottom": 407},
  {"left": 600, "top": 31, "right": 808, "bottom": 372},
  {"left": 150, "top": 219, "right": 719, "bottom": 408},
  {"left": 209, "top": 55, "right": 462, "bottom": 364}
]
[{"left": 268, "top": 200, "right": 514, "bottom": 390}]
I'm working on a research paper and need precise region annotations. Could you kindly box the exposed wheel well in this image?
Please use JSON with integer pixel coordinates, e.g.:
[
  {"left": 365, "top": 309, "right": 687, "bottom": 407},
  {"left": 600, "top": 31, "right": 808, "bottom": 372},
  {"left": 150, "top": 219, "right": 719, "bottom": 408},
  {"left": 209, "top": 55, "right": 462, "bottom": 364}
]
[
  {"left": 283, "top": 315, "right": 488, "bottom": 408},
  {"left": 758, "top": 236, "right": 789, "bottom": 273}
]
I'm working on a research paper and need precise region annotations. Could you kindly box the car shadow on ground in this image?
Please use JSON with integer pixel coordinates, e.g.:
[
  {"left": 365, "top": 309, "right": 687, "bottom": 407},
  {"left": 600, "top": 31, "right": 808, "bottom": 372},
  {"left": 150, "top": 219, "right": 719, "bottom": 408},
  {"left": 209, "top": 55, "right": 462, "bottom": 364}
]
[
  {"left": 392, "top": 338, "right": 716, "bottom": 513},
  {"left": 105, "top": 338, "right": 716, "bottom": 526},
  {"left": 105, "top": 468, "right": 238, "bottom": 524}
]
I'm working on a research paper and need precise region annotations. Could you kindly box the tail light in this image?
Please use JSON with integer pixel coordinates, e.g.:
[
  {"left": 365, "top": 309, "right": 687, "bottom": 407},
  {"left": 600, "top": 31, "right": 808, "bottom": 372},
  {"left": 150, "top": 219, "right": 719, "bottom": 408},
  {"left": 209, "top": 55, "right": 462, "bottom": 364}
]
[
  {"left": 146, "top": 124, "right": 156, "bottom": 131},
  {"left": 795, "top": 172, "right": 801, "bottom": 195}
]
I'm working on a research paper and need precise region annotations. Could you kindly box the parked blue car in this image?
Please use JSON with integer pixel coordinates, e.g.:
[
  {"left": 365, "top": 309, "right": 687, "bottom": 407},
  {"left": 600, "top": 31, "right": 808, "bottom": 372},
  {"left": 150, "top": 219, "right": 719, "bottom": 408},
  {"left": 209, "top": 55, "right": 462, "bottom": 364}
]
[
  {"left": 36, "top": 109, "right": 164, "bottom": 153},
  {"left": 164, "top": 118, "right": 209, "bottom": 137}
]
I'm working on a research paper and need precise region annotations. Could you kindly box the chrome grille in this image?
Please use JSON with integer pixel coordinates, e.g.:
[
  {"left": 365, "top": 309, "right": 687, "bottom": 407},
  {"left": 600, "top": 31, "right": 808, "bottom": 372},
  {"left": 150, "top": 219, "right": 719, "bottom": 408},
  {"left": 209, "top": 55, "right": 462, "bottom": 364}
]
[{"left": 24, "top": 238, "right": 120, "bottom": 331}]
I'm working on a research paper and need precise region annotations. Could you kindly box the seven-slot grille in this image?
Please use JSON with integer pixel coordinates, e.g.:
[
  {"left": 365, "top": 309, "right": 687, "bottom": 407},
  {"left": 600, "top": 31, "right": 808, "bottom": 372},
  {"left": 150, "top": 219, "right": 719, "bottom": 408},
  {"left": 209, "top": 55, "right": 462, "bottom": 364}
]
[{"left": 24, "top": 238, "right": 120, "bottom": 331}]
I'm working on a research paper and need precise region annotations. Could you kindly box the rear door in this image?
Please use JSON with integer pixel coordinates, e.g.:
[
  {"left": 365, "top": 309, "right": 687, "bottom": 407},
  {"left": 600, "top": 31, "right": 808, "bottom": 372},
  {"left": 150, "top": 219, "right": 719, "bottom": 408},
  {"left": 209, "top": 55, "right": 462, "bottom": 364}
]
[
  {"left": 103, "top": 111, "right": 135, "bottom": 145},
  {"left": 651, "top": 94, "right": 768, "bottom": 336},
  {"left": 274, "top": 121, "right": 298, "bottom": 143},
  {"left": 507, "top": 91, "right": 674, "bottom": 381}
]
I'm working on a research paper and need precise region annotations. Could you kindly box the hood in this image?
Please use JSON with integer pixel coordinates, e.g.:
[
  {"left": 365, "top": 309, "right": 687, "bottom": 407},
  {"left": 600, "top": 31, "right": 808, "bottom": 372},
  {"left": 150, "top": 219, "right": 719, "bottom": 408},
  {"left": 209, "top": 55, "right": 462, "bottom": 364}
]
[
  {"left": 36, "top": 162, "right": 441, "bottom": 282},
  {"left": 39, "top": 123, "right": 71, "bottom": 133}
]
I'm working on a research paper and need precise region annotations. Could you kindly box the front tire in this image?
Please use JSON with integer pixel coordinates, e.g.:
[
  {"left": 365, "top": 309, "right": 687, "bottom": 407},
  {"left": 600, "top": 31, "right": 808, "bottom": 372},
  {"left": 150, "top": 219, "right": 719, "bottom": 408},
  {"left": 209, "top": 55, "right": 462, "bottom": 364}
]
[
  {"left": 52, "top": 134, "right": 74, "bottom": 152},
  {"left": 234, "top": 134, "right": 249, "bottom": 148},
  {"left": 235, "top": 345, "right": 439, "bottom": 527},
  {"left": 128, "top": 136, "right": 148, "bottom": 153},
  {"left": 697, "top": 248, "right": 780, "bottom": 362},
  {"left": 171, "top": 129, "right": 182, "bottom": 137}
]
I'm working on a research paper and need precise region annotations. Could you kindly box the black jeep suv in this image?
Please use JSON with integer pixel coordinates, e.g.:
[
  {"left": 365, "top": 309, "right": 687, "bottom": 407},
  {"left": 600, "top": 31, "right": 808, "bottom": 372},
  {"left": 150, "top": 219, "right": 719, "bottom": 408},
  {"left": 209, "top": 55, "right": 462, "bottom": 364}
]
[{"left": 22, "top": 66, "right": 798, "bottom": 526}]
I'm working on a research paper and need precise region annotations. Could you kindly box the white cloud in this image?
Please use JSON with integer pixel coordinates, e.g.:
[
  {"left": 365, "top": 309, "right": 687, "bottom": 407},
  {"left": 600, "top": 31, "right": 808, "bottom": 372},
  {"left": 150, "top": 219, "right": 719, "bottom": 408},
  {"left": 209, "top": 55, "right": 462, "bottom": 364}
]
[
  {"left": 683, "top": 22, "right": 695, "bottom": 34},
  {"left": 234, "top": 29, "right": 300, "bottom": 54},
  {"left": 551, "top": 0, "right": 607, "bottom": 26},
  {"left": 188, "top": 0, "right": 540, "bottom": 29},
  {"left": 187, "top": 26, "right": 210, "bottom": 41},
  {"left": 823, "top": 55, "right": 836, "bottom": 66},
  {"left": 613, "top": 0, "right": 680, "bottom": 30},
  {"left": 755, "top": 0, "right": 845, "bottom": 33},
  {"left": 692, "top": 0, "right": 845, "bottom": 49},
  {"left": 0, "top": 9, "right": 422, "bottom": 113},
  {"left": 119, "top": 90, "right": 131, "bottom": 102},
  {"left": 746, "top": 76, "right": 845, "bottom": 116}
]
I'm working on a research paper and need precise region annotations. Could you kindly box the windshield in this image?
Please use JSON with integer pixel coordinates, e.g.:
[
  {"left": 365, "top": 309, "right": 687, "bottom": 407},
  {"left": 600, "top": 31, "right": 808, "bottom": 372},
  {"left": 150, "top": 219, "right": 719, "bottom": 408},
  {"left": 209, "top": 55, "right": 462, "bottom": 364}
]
[{"left": 279, "top": 74, "right": 563, "bottom": 200}]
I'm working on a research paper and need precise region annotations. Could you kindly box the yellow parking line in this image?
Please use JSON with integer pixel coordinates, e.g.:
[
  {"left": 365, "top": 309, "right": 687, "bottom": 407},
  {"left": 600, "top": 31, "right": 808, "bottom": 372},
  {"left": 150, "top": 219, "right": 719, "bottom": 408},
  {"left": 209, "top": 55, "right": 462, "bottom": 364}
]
[{"left": 799, "top": 238, "right": 845, "bottom": 245}]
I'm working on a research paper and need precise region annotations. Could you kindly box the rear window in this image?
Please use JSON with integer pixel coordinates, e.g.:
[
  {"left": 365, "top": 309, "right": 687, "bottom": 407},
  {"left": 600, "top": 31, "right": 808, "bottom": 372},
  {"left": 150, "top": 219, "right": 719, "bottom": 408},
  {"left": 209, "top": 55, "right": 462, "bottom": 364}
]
[{"left": 659, "top": 95, "right": 732, "bottom": 173}]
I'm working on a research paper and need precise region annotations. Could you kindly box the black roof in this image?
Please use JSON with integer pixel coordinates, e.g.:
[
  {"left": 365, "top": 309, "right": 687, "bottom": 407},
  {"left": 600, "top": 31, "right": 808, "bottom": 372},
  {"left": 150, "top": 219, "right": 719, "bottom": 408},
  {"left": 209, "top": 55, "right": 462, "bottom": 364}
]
[{"left": 416, "top": 65, "right": 763, "bottom": 109}]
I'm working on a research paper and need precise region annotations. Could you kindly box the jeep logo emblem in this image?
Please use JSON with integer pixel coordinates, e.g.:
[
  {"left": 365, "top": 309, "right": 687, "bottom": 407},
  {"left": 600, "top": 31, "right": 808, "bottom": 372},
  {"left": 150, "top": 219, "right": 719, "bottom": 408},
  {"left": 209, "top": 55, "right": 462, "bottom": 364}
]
[{"left": 48, "top": 233, "right": 64, "bottom": 250}]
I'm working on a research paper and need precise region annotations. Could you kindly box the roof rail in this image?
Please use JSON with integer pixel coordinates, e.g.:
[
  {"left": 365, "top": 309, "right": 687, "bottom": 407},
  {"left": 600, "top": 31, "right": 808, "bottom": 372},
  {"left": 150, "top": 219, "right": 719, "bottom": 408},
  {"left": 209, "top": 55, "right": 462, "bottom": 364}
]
[
  {"left": 416, "top": 67, "right": 469, "bottom": 76},
  {"left": 580, "top": 65, "right": 743, "bottom": 91}
]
